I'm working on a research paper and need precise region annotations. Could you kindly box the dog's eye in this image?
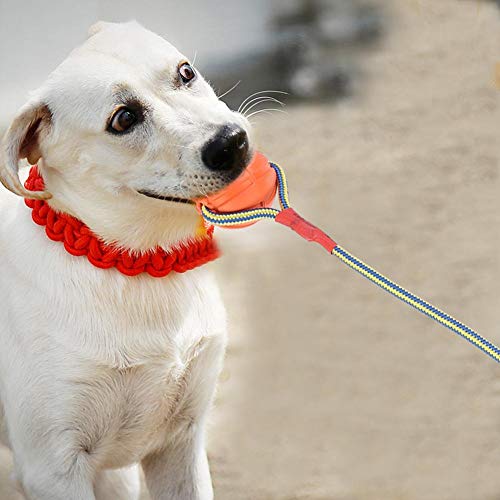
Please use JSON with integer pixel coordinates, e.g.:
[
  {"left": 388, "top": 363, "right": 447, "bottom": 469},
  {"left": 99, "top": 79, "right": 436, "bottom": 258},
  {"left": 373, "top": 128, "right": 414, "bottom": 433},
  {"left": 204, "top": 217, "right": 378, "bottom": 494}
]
[
  {"left": 178, "top": 63, "right": 196, "bottom": 84},
  {"left": 108, "top": 108, "right": 137, "bottom": 133}
]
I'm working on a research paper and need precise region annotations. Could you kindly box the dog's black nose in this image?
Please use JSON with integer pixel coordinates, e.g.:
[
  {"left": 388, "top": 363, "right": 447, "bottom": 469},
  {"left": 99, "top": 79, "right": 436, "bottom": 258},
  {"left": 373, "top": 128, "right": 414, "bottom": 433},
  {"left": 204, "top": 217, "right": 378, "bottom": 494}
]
[{"left": 202, "top": 125, "right": 249, "bottom": 171}]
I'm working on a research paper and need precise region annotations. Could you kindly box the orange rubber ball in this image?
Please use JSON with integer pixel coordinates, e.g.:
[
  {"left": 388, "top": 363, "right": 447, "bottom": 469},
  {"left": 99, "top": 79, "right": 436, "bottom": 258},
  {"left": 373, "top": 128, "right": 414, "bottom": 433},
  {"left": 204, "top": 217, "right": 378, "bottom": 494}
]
[{"left": 195, "top": 152, "right": 277, "bottom": 227}]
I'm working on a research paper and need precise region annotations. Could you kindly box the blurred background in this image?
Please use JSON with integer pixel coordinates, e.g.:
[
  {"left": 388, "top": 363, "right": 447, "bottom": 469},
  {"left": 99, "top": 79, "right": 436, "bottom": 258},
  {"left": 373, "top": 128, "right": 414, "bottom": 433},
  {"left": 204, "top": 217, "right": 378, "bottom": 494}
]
[{"left": 1, "top": 0, "right": 500, "bottom": 499}]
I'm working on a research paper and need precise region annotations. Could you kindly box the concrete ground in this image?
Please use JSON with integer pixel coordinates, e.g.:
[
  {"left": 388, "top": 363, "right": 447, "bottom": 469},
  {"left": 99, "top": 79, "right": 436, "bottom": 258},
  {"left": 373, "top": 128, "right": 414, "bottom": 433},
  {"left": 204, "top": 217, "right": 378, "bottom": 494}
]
[{"left": 1, "top": 1, "right": 500, "bottom": 499}]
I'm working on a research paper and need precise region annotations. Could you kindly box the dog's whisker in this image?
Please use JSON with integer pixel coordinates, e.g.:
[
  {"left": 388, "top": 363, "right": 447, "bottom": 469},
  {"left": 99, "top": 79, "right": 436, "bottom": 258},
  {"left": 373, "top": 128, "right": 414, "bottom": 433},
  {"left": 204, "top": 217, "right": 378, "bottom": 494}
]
[
  {"left": 217, "top": 80, "right": 242, "bottom": 100},
  {"left": 241, "top": 95, "right": 286, "bottom": 110},
  {"left": 238, "top": 92, "right": 288, "bottom": 114},
  {"left": 241, "top": 97, "right": 286, "bottom": 117},
  {"left": 191, "top": 50, "right": 198, "bottom": 66},
  {"left": 248, "top": 110, "right": 276, "bottom": 124},
  {"left": 238, "top": 89, "right": 288, "bottom": 108},
  {"left": 240, "top": 96, "right": 284, "bottom": 116},
  {"left": 239, "top": 95, "right": 277, "bottom": 114},
  {"left": 237, "top": 90, "right": 288, "bottom": 113},
  {"left": 246, "top": 108, "right": 288, "bottom": 120}
]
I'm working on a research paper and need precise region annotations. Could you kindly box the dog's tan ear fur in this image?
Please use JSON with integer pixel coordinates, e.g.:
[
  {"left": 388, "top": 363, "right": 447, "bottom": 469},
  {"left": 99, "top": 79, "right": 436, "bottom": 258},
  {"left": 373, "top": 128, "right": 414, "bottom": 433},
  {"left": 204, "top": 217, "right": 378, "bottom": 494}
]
[{"left": 0, "top": 101, "right": 52, "bottom": 200}]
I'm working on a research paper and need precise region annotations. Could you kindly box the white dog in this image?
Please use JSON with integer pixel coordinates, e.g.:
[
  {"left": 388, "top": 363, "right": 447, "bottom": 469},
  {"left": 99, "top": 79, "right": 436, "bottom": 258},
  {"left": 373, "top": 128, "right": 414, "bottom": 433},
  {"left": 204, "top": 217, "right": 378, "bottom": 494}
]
[{"left": 0, "top": 21, "right": 252, "bottom": 499}]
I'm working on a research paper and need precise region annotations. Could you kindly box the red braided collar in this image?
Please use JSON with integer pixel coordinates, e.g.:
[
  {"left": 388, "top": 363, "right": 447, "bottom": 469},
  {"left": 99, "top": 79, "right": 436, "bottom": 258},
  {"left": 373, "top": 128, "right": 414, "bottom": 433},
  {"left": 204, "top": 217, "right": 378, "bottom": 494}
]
[{"left": 24, "top": 167, "right": 219, "bottom": 278}]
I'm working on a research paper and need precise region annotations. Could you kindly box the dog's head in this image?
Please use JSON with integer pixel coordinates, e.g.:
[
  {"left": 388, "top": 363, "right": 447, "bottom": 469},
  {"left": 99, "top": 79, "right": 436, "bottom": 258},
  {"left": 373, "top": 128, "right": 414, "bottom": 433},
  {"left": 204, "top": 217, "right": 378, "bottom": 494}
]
[{"left": 0, "top": 21, "right": 253, "bottom": 250}]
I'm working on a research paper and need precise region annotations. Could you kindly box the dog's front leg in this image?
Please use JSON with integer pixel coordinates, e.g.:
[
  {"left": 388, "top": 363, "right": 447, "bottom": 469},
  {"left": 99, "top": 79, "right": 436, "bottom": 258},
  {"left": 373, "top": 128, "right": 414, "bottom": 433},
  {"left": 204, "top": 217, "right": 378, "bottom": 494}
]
[
  {"left": 142, "top": 423, "right": 213, "bottom": 500},
  {"left": 15, "top": 452, "right": 96, "bottom": 500},
  {"left": 142, "top": 330, "right": 225, "bottom": 500},
  {"left": 3, "top": 381, "right": 97, "bottom": 499}
]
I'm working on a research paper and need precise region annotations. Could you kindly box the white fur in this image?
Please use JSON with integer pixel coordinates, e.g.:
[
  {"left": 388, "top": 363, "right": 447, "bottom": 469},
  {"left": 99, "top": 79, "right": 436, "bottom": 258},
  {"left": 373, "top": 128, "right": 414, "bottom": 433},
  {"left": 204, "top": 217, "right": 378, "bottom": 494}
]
[{"left": 0, "top": 21, "right": 251, "bottom": 499}]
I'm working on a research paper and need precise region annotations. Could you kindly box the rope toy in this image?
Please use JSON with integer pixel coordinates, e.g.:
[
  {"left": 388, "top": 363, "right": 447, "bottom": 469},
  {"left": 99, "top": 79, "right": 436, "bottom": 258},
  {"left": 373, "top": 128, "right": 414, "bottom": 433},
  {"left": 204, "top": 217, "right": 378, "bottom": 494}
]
[{"left": 197, "top": 153, "right": 500, "bottom": 364}]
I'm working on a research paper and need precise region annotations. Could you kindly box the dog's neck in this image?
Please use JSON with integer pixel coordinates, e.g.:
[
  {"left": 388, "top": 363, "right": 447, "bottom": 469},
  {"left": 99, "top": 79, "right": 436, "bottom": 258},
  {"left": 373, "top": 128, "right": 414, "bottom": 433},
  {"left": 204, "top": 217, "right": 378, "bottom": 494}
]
[{"left": 38, "top": 160, "right": 203, "bottom": 253}]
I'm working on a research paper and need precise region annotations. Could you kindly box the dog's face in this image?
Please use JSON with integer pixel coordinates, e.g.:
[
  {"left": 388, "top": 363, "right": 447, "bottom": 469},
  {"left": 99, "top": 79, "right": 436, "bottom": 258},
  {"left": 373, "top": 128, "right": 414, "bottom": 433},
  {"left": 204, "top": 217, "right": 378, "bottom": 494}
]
[{"left": 0, "top": 21, "right": 253, "bottom": 248}]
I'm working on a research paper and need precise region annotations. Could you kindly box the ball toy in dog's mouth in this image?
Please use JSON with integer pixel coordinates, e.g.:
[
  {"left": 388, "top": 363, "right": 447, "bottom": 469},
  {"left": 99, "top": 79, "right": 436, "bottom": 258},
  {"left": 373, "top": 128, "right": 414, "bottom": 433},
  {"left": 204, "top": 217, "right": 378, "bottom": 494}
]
[{"left": 195, "top": 152, "right": 277, "bottom": 226}]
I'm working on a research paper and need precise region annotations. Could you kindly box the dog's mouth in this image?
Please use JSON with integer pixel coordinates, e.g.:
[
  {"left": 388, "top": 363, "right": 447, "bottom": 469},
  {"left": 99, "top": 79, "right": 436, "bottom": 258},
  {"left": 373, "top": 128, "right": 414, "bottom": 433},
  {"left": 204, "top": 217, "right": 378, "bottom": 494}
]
[
  {"left": 136, "top": 160, "right": 251, "bottom": 206},
  {"left": 137, "top": 190, "right": 195, "bottom": 205}
]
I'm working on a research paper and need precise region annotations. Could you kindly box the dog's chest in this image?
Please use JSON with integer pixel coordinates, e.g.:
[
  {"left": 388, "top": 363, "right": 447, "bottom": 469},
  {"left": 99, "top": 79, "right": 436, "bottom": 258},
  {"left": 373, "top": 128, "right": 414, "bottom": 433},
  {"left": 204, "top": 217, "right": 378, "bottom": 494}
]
[
  {"left": 76, "top": 331, "right": 224, "bottom": 469},
  {"left": 72, "top": 276, "right": 225, "bottom": 467},
  {"left": 58, "top": 273, "right": 226, "bottom": 468}
]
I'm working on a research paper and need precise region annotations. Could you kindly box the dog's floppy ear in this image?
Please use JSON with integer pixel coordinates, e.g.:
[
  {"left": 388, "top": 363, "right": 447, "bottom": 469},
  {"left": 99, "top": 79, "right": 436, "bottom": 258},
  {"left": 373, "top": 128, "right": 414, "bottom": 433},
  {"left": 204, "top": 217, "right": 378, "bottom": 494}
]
[{"left": 0, "top": 100, "right": 52, "bottom": 199}]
